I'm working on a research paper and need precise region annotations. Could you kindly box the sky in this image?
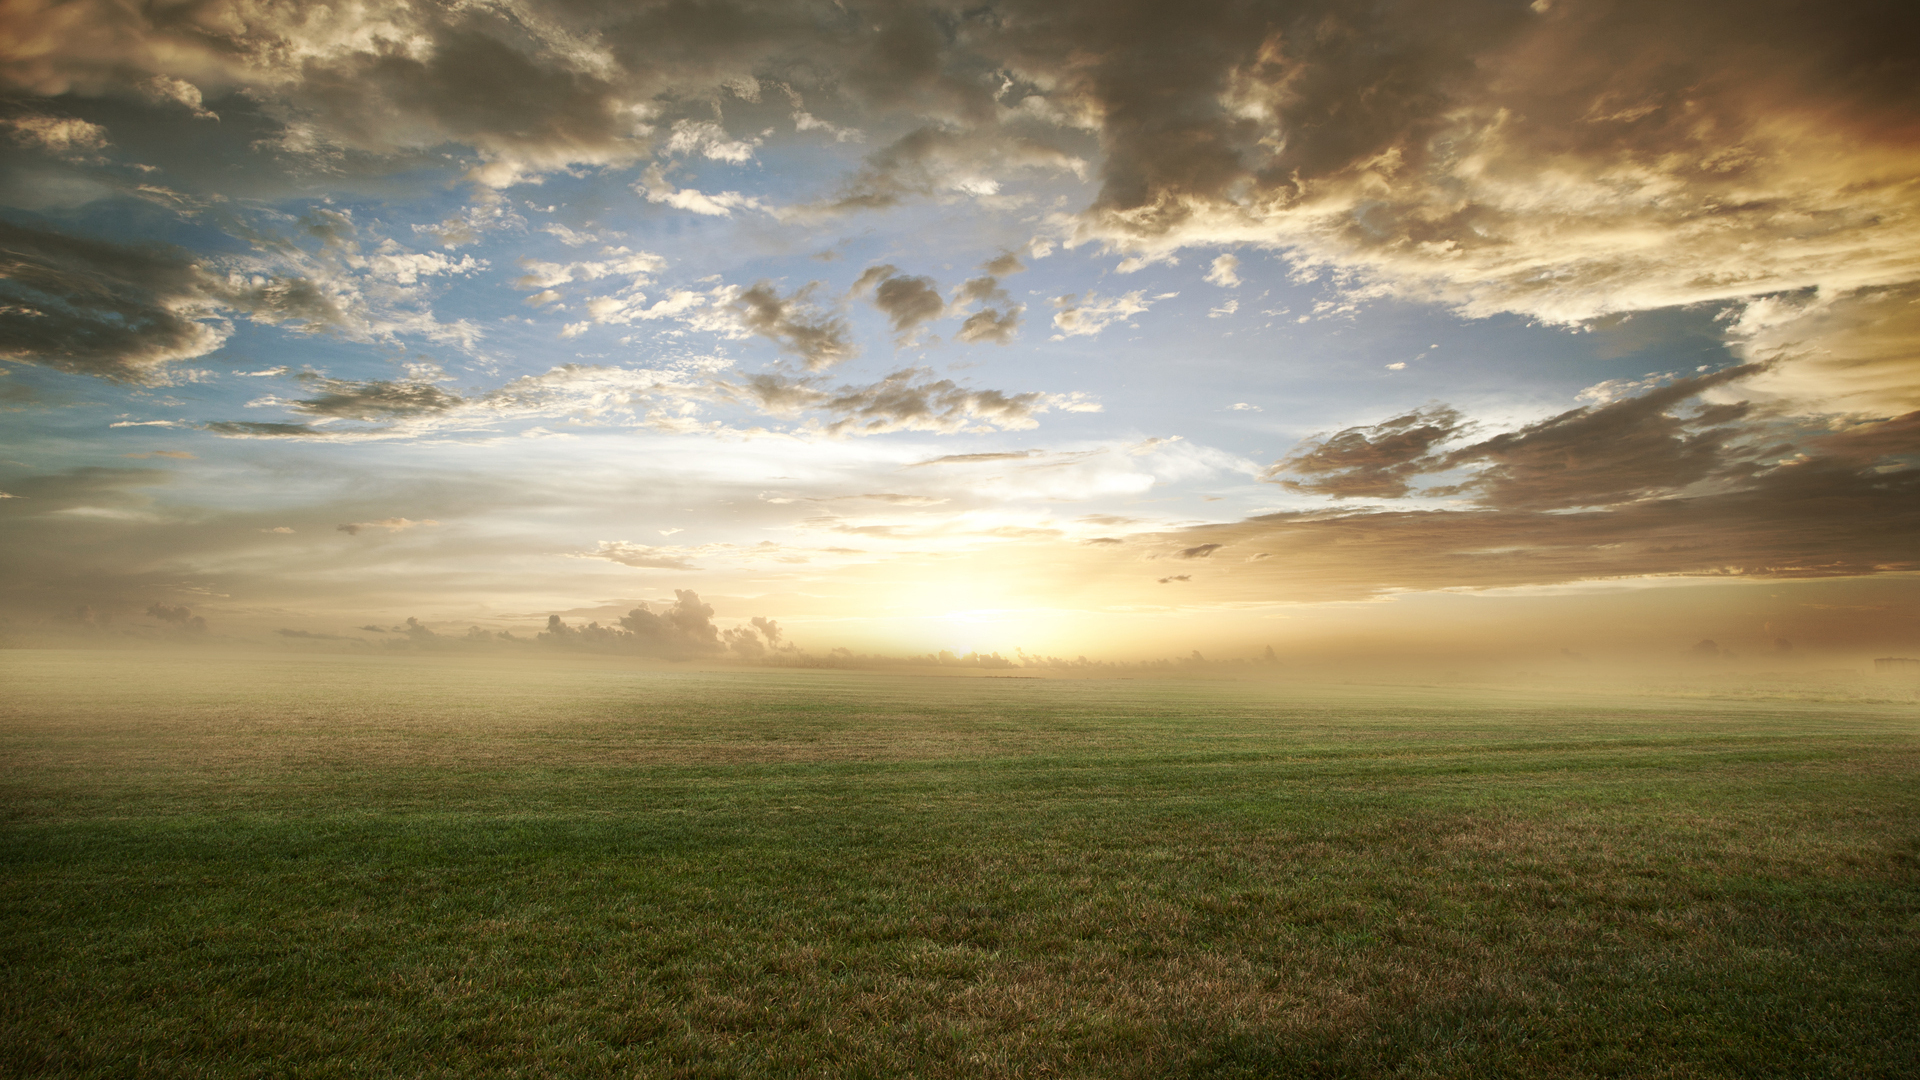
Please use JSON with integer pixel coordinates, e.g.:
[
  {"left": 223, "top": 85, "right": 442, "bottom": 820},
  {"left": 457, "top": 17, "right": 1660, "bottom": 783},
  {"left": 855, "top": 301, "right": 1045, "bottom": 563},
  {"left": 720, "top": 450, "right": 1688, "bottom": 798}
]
[{"left": 1, "top": 0, "right": 1916, "bottom": 667}]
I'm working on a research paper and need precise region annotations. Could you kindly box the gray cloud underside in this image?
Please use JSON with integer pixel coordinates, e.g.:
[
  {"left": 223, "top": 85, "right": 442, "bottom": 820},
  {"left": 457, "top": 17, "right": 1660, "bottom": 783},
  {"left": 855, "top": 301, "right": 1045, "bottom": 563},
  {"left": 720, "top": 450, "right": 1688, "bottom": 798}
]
[
  {"left": 1217, "top": 381, "right": 1920, "bottom": 598},
  {"left": 734, "top": 367, "right": 1065, "bottom": 436},
  {"left": 848, "top": 264, "right": 1024, "bottom": 346},
  {"left": 201, "top": 359, "right": 1079, "bottom": 439},
  {"left": 0, "top": 220, "right": 343, "bottom": 382},
  {"left": 731, "top": 282, "right": 855, "bottom": 370},
  {"left": 1161, "top": 454, "right": 1919, "bottom": 603},
  {"left": 852, "top": 264, "right": 944, "bottom": 341},
  {"left": 1273, "top": 366, "right": 1779, "bottom": 509}
]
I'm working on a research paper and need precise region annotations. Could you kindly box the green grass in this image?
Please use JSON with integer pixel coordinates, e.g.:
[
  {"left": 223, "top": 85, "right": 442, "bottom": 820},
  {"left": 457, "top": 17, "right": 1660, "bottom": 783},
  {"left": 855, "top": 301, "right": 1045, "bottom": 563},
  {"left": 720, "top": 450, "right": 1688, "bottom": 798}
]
[{"left": 2, "top": 650, "right": 1916, "bottom": 1078}]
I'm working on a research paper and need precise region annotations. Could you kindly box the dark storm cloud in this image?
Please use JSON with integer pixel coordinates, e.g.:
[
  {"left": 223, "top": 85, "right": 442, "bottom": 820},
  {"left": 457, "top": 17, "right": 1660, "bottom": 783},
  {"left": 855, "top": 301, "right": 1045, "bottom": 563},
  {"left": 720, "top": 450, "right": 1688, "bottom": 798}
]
[
  {"left": 0, "top": 220, "right": 341, "bottom": 383},
  {"left": 731, "top": 282, "right": 855, "bottom": 370},
  {"left": 851, "top": 264, "right": 945, "bottom": 341}
]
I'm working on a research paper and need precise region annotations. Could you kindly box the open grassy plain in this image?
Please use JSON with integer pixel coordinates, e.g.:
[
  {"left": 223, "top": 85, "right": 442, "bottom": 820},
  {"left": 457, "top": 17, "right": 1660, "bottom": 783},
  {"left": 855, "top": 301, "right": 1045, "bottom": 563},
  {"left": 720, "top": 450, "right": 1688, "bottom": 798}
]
[{"left": 2, "top": 649, "right": 1916, "bottom": 1078}]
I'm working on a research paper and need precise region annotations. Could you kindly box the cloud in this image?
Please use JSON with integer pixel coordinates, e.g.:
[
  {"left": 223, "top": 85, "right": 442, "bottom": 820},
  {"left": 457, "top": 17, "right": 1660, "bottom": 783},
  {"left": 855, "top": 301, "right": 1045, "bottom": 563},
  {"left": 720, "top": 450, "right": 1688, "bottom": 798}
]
[
  {"left": 949, "top": 274, "right": 1024, "bottom": 345},
  {"left": 1153, "top": 453, "right": 1920, "bottom": 603},
  {"left": 540, "top": 590, "right": 726, "bottom": 658},
  {"left": 138, "top": 75, "right": 217, "bottom": 120},
  {"left": 906, "top": 450, "right": 1041, "bottom": 467},
  {"left": 731, "top": 282, "right": 856, "bottom": 370},
  {"left": 0, "top": 214, "right": 478, "bottom": 384},
  {"left": 982, "top": 251, "right": 1026, "bottom": 276},
  {"left": 541, "top": 224, "right": 600, "bottom": 247},
  {"left": 1730, "top": 283, "right": 1920, "bottom": 415},
  {"left": 1051, "top": 290, "right": 1150, "bottom": 338},
  {"left": 1268, "top": 405, "right": 1470, "bottom": 499},
  {"left": 662, "top": 119, "right": 762, "bottom": 162},
  {"left": 852, "top": 264, "right": 946, "bottom": 342},
  {"left": 723, "top": 615, "right": 791, "bottom": 659},
  {"left": 736, "top": 368, "right": 1094, "bottom": 436},
  {"left": 283, "top": 375, "right": 465, "bottom": 423},
  {"left": 515, "top": 250, "right": 664, "bottom": 291},
  {"left": 955, "top": 306, "right": 1023, "bottom": 345},
  {"left": 794, "top": 110, "right": 862, "bottom": 143},
  {"left": 635, "top": 164, "right": 770, "bottom": 217},
  {"left": 3, "top": 113, "right": 109, "bottom": 156},
  {"left": 817, "top": 122, "right": 1087, "bottom": 213},
  {"left": 972, "top": 0, "right": 1920, "bottom": 417},
  {"left": 200, "top": 354, "right": 1087, "bottom": 444},
  {"left": 0, "top": 466, "right": 167, "bottom": 514},
  {"left": 11, "top": 0, "right": 1913, "bottom": 414},
  {"left": 575, "top": 542, "right": 705, "bottom": 571},
  {"left": 0, "top": 220, "right": 341, "bottom": 383},
  {"left": 1191, "top": 370, "right": 1920, "bottom": 600},
  {"left": 146, "top": 603, "right": 206, "bottom": 632},
  {"left": 204, "top": 421, "right": 326, "bottom": 438},
  {"left": 1172, "top": 544, "right": 1223, "bottom": 560},
  {"left": 1270, "top": 367, "right": 1774, "bottom": 508},
  {"left": 582, "top": 288, "right": 708, "bottom": 327},
  {"left": 823, "top": 493, "right": 949, "bottom": 507},
  {"left": 1158, "top": 574, "right": 1191, "bottom": 584},
  {"left": 336, "top": 518, "right": 438, "bottom": 536},
  {"left": 1204, "top": 254, "right": 1241, "bottom": 287},
  {"left": 1435, "top": 365, "right": 1768, "bottom": 510}
]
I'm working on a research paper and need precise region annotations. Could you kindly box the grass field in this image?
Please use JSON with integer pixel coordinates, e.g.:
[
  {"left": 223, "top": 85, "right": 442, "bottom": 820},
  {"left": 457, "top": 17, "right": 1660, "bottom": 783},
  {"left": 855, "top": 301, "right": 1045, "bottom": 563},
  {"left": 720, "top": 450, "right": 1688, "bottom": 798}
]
[{"left": 2, "top": 650, "right": 1916, "bottom": 1078}]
